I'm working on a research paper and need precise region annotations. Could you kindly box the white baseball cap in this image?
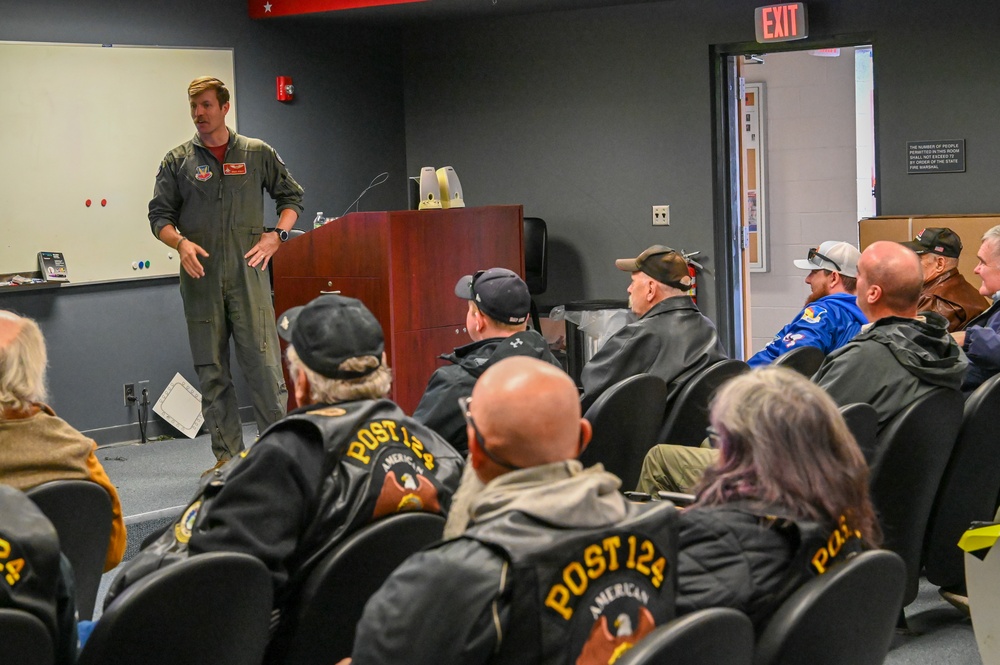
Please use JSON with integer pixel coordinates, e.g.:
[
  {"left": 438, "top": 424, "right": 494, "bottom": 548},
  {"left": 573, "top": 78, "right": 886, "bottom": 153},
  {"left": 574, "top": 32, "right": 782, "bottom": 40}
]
[{"left": 793, "top": 241, "right": 860, "bottom": 278}]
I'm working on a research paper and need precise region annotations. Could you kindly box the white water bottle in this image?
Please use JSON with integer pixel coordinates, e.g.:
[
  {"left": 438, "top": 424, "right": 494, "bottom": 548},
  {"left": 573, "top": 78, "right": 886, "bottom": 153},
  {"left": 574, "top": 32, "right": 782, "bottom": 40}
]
[{"left": 313, "top": 211, "right": 325, "bottom": 229}]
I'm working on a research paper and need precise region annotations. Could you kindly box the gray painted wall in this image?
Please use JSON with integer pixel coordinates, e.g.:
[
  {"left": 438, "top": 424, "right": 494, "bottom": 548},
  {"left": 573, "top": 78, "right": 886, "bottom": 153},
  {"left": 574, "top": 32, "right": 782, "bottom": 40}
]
[
  {"left": 1, "top": 0, "right": 407, "bottom": 442},
  {"left": 6, "top": 0, "right": 1000, "bottom": 441},
  {"left": 400, "top": 0, "right": 1000, "bottom": 316}
]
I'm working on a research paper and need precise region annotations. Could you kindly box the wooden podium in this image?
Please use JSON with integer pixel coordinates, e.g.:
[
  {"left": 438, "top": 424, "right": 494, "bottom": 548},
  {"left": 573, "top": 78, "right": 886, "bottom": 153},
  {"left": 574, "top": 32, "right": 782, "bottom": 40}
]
[{"left": 272, "top": 205, "right": 525, "bottom": 414}]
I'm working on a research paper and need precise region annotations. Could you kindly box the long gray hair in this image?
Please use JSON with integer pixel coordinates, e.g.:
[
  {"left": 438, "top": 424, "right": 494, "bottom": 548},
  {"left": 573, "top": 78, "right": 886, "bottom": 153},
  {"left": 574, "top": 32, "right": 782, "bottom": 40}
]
[{"left": 693, "top": 367, "right": 881, "bottom": 544}]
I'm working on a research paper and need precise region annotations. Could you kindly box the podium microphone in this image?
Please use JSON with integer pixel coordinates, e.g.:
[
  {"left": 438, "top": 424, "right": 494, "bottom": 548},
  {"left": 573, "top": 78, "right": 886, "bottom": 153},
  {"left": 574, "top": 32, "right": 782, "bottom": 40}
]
[{"left": 340, "top": 171, "right": 389, "bottom": 218}]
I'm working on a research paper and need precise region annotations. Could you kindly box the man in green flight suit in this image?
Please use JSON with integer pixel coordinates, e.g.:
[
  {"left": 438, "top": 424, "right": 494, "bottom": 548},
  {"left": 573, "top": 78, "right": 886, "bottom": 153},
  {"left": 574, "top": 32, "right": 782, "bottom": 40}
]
[{"left": 149, "top": 76, "right": 304, "bottom": 472}]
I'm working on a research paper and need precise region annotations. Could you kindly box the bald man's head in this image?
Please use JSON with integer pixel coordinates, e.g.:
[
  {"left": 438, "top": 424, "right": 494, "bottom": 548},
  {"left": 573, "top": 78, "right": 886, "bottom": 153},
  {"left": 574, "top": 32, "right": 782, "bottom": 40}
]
[
  {"left": 856, "top": 241, "right": 923, "bottom": 320},
  {"left": 0, "top": 311, "right": 48, "bottom": 413},
  {"left": 467, "top": 357, "right": 589, "bottom": 483}
]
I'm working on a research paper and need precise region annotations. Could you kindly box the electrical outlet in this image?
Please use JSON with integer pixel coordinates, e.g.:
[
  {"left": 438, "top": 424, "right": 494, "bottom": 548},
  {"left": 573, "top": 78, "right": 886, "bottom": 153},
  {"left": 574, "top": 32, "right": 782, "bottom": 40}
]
[
  {"left": 137, "top": 380, "right": 150, "bottom": 403},
  {"left": 652, "top": 205, "right": 670, "bottom": 226},
  {"left": 123, "top": 383, "right": 135, "bottom": 406}
]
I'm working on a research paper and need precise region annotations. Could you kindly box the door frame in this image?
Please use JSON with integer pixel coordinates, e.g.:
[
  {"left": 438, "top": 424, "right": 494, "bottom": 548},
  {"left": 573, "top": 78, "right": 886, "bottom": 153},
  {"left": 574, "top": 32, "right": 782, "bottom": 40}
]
[{"left": 710, "top": 33, "right": 878, "bottom": 357}]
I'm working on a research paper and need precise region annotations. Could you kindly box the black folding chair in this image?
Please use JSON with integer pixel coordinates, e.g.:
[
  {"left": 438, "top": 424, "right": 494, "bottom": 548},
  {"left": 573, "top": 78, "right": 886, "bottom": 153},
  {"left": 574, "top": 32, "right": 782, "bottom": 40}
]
[
  {"left": 266, "top": 512, "right": 446, "bottom": 665},
  {"left": 27, "top": 480, "right": 113, "bottom": 621},
  {"left": 772, "top": 345, "right": 825, "bottom": 377},
  {"left": 0, "top": 608, "right": 54, "bottom": 665},
  {"left": 659, "top": 360, "right": 749, "bottom": 446},
  {"left": 924, "top": 373, "right": 1000, "bottom": 590},
  {"left": 77, "top": 552, "right": 273, "bottom": 665},
  {"left": 754, "top": 550, "right": 905, "bottom": 665},
  {"left": 581, "top": 373, "right": 668, "bottom": 490},
  {"left": 617, "top": 607, "right": 753, "bottom": 665}
]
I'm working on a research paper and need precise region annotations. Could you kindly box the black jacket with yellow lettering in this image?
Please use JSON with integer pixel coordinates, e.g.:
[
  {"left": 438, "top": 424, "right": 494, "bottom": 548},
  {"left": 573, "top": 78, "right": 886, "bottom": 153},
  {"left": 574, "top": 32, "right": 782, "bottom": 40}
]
[
  {"left": 104, "top": 399, "right": 463, "bottom": 613},
  {"left": 351, "top": 463, "right": 677, "bottom": 665},
  {"left": 0, "top": 485, "right": 77, "bottom": 665},
  {"left": 466, "top": 501, "right": 678, "bottom": 665},
  {"left": 676, "top": 502, "right": 867, "bottom": 629}
]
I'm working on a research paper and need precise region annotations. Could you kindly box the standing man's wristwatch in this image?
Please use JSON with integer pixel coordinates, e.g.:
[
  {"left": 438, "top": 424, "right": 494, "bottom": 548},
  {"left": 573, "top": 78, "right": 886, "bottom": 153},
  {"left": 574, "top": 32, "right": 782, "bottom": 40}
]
[{"left": 265, "top": 228, "right": 290, "bottom": 242}]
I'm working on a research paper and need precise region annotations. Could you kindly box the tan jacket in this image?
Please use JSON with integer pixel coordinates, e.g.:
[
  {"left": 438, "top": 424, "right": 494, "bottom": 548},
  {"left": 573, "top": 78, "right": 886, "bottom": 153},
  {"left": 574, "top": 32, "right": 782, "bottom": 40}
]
[
  {"left": 0, "top": 405, "right": 127, "bottom": 571},
  {"left": 918, "top": 268, "right": 989, "bottom": 332}
]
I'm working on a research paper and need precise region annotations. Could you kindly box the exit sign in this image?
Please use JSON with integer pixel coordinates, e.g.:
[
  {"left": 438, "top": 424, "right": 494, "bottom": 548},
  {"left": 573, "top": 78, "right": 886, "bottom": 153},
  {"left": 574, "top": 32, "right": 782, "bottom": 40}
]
[{"left": 755, "top": 3, "right": 808, "bottom": 43}]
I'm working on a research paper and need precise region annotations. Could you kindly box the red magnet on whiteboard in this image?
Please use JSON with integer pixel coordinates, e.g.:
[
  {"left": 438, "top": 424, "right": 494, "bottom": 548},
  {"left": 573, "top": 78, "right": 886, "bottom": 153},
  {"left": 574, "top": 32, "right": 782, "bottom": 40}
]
[
  {"left": 85, "top": 199, "right": 92, "bottom": 207},
  {"left": 101, "top": 199, "right": 107, "bottom": 207}
]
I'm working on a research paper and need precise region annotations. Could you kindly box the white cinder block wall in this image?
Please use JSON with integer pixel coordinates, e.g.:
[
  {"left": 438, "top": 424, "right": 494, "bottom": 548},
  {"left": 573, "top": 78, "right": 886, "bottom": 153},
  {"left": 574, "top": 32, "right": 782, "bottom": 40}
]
[{"left": 746, "top": 48, "right": 862, "bottom": 356}]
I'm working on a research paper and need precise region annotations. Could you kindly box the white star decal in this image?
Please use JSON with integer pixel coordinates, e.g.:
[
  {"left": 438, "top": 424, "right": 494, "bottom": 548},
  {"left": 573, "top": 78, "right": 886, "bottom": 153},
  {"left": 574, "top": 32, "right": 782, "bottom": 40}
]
[{"left": 264, "top": 2, "right": 273, "bottom": 12}]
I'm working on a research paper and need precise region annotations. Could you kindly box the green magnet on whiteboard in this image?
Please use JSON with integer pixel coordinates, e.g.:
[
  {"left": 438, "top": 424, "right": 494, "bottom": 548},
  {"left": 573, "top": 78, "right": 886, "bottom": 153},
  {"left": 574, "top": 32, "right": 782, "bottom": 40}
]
[{"left": 144, "top": 261, "right": 150, "bottom": 268}]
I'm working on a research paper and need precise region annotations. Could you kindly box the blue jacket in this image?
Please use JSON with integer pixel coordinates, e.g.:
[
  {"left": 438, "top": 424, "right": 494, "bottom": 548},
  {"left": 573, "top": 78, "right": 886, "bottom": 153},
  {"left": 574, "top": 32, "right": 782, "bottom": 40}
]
[
  {"left": 748, "top": 292, "right": 867, "bottom": 368},
  {"left": 961, "top": 298, "right": 1000, "bottom": 393}
]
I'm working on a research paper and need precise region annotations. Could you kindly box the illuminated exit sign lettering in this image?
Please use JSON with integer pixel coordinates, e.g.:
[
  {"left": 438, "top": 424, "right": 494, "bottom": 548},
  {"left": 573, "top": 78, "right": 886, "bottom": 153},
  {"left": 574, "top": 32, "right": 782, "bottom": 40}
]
[{"left": 755, "top": 3, "right": 808, "bottom": 43}]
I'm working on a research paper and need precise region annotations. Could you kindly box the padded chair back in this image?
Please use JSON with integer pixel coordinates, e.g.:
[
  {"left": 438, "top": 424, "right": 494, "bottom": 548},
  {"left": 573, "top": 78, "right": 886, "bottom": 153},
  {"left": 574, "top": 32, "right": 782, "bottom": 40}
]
[
  {"left": 838, "top": 403, "right": 879, "bottom": 464},
  {"left": 523, "top": 216, "right": 548, "bottom": 332},
  {"left": 658, "top": 360, "right": 749, "bottom": 447},
  {"left": 868, "top": 388, "right": 964, "bottom": 605},
  {"left": 581, "top": 374, "right": 668, "bottom": 491},
  {"left": 924, "top": 373, "right": 1000, "bottom": 589},
  {"left": 78, "top": 552, "right": 272, "bottom": 665},
  {"left": 771, "top": 345, "right": 825, "bottom": 377},
  {"left": 753, "top": 550, "right": 905, "bottom": 665},
  {"left": 26, "top": 480, "right": 112, "bottom": 621},
  {"left": 523, "top": 216, "right": 547, "bottom": 294},
  {"left": 0, "top": 608, "right": 54, "bottom": 665},
  {"left": 617, "top": 607, "right": 754, "bottom": 665},
  {"left": 268, "top": 512, "right": 446, "bottom": 665}
]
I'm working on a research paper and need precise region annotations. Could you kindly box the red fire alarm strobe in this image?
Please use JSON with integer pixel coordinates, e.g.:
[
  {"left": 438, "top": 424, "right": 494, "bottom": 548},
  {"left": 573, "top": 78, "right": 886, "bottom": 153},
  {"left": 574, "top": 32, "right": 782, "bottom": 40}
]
[{"left": 277, "top": 76, "right": 295, "bottom": 102}]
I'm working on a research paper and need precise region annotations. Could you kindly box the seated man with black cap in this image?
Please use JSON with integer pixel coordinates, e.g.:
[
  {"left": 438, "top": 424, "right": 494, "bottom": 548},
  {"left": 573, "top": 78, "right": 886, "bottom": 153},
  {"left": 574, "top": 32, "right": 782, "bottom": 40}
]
[
  {"left": 414, "top": 268, "right": 563, "bottom": 453},
  {"left": 104, "top": 295, "right": 464, "bottom": 635},
  {"left": 580, "top": 245, "right": 727, "bottom": 411},
  {"left": 902, "top": 226, "right": 987, "bottom": 332}
]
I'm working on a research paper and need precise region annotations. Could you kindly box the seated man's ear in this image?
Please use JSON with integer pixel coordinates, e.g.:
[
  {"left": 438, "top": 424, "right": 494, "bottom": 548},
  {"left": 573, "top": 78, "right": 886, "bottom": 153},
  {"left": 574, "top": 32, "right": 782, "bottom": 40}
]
[
  {"left": 293, "top": 368, "right": 311, "bottom": 406},
  {"left": 577, "top": 418, "right": 593, "bottom": 457}
]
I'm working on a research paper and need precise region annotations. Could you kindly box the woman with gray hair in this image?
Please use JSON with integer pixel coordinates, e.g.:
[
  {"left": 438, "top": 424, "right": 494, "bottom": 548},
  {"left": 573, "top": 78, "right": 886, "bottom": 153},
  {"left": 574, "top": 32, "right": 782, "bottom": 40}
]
[{"left": 675, "top": 366, "right": 881, "bottom": 627}]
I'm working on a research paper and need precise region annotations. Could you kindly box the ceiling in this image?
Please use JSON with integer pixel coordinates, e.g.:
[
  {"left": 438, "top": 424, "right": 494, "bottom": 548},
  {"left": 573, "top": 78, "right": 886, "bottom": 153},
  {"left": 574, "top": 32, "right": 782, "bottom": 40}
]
[{"left": 292, "top": 0, "right": 668, "bottom": 24}]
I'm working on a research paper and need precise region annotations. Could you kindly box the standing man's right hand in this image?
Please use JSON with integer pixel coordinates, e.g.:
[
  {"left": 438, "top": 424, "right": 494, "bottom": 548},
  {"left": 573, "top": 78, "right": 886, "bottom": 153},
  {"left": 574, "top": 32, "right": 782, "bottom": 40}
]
[
  {"left": 178, "top": 238, "right": 210, "bottom": 279},
  {"left": 158, "top": 225, "right": 210, "bottom": 279}
]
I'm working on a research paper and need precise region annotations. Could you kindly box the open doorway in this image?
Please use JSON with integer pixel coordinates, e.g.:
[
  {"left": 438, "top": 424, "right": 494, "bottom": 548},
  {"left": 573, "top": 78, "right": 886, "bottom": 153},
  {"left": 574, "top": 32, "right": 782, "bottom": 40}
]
[{"left": 710, "top": 39, "right": 877, "bottom": 359}]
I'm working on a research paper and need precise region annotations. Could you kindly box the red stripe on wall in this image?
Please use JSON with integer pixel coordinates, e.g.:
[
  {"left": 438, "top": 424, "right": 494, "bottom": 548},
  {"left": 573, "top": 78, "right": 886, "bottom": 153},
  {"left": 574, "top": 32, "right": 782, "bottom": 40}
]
[{"left": 249, "top": 0, "right": 426, "bottom": 19}]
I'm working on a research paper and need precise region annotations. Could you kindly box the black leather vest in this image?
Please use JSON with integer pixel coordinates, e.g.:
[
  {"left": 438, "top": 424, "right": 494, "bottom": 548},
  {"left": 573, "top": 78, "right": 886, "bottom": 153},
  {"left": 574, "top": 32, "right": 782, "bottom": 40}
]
[
  {"left": 281, "top": 399, "right": 464, "bottom": 578},
  {"left": 105, "top": 399, "right": 463, "bottom": 608},
  {"left": 465, "top": 500, "right": 678, "bottom": 665}
]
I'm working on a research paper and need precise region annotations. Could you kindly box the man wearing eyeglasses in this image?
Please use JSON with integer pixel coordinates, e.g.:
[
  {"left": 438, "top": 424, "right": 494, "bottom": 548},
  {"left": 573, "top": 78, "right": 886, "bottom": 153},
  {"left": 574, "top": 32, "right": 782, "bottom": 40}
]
[
  {"left": 413, "top": 268, "right": 563, "bottom": 453},
  {"left": 953, "top": 225, "right": 1000, "bottom": 394},
  {"left": 345, "top": 356, "right": 677, "bottom": 665},
  {"left": 747, "top": 241, "right": 866, "bottom": 367}
]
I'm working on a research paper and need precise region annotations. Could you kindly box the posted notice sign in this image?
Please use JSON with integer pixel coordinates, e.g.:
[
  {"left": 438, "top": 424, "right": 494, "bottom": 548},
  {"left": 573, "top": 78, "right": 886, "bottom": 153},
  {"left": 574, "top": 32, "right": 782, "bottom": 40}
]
[{"left": 907, "top": 140, "right": 966, "bottom": 174}]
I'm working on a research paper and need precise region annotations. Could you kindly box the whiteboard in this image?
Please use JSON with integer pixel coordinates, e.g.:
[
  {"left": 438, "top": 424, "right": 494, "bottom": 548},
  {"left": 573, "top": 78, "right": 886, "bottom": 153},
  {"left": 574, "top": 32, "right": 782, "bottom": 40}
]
[{"left": 0, "top": 42, "right": 236, "bottom": 284}]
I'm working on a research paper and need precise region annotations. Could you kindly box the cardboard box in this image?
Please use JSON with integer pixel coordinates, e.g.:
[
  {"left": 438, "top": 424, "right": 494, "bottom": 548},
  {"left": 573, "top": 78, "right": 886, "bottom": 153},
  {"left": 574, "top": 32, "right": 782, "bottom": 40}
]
[{"left": 859, "top": 214, "right": 1000, "bottom": 285}]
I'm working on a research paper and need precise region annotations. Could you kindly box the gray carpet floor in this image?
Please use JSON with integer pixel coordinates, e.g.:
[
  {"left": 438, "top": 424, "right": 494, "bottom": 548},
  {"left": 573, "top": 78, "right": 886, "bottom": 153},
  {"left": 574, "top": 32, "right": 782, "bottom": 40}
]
[{"left": 95, "top": 427, "right": 983, "bottom": 663}]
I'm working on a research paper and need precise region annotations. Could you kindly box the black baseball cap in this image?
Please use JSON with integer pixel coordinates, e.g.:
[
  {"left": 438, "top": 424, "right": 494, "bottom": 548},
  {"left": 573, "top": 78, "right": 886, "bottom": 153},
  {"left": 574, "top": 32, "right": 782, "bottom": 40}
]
[
  {"left": 277, "top": 295, "right": 384, "bottom": 379},
  {"left": 902, "top": 227, "right": 963, "bottom": 258},
  {"left": 454, "top": 268, "right": 531, "bottom": 325},
  {"left": 615, "top": 245, "right": 692, "bottom": 289}
]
